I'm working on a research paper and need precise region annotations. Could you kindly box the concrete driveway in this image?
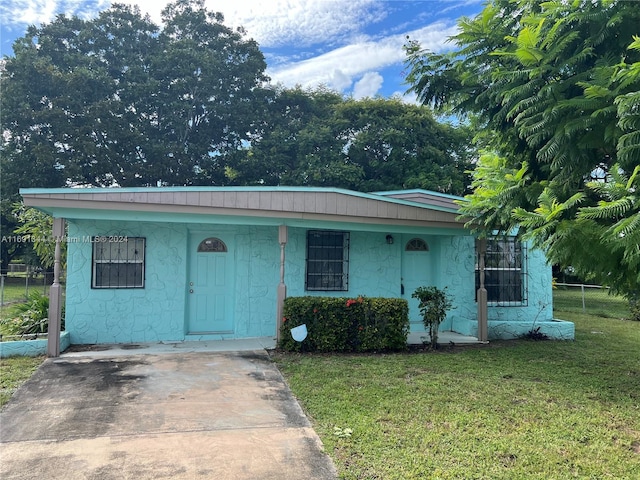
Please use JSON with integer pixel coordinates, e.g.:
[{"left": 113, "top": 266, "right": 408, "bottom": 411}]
[{"left": 0, "top": 347, "right": 337, "bottom": 480}]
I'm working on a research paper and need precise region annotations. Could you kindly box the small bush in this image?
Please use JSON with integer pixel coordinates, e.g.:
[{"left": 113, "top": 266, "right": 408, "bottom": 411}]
[
  {"left": 279, "top": 296, "right": 409, "bottom": 353},
  {"left": 412, "top": 286, "right": 453, "bottom": 349},
  {"left": 0, "top": 291, "right": 65, "bottom": 337},
  {"left": 521, "top": 326, "right": 550, "bottom": 341},
  {"left": 629, "top": 298, "right": 640, "bottom": 321}
]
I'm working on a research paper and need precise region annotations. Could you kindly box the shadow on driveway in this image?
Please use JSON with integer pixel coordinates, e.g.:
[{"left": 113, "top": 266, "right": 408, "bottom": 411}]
[{"left": 0, "top": 350, "right": 337, "bottom": 480}]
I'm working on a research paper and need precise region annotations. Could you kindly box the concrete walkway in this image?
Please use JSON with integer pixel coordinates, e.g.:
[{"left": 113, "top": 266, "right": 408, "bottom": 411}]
[{"left": 0, "top": 345, "right": 337, "bottom": 480}]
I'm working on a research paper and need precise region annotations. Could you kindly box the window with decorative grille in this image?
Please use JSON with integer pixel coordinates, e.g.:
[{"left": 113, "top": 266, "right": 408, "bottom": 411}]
[
  {"left": 92, "top": 237, "right": 145, "bottom": 288},
  {"left": 305, "top": 230, "right": 349, "bottom": 291},
  {"left": 475, "top": 238, "right": 527, "bottom": 305},
  {"left": 197, "top": 237, "right": 227, "bottom": 252},
  {"left": 405, "top": 238, "right": 429, "bottom": 251}
]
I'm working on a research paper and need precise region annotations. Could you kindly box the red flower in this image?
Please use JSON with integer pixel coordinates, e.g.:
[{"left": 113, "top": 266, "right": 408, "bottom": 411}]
[
  {"left": 313, "top": 308, "right": 318, "bottom": 314},
  {"left": 282, "top": 317, "right": 287, "bottom": 323},
  {"left": 346, "top": 299, "right": 356, "bottom": 307}
]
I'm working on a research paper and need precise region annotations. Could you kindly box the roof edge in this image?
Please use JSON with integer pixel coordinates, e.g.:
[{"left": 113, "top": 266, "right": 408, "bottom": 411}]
[
  {"left": 371, "top": 189, "right": 465, "bottom": 202},
  {"left": 20, "top": 186, "right": 462, "bottom": 213}
]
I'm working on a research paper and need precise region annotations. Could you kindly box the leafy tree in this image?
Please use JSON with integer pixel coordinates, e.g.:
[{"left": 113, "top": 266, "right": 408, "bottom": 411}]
[
  {"left": 11, "top": 204, "right": 65, "bottom": 269},
  {"left": 338, "top": 97, "right": 473, "bottom": 194},
  {"left": 229, "top": 86, "right": 473, "bottom": 194},
  {"left": 1, "top": 0, "right": 272, "bottom": 269},
  {"left": 226, "top": 87, "right": 361, "bottom": 188},
  {"left": 404, "top": 0, "right": 640, "bottom": 314},
  {"left": 0, "top": 0, "right": 271, "bottom": 197}
]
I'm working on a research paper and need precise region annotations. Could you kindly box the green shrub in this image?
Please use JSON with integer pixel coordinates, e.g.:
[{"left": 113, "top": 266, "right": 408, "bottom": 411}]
[
  {"left": 279, "top": 296, "right": 409, "bottom": 353},
  {"left": 0, "top": 291, "right": 65, "bottom": 337},
  {"left": 630, "top": 300, "right": 640, "bottom": 322},
  {"left": 412, "top": 286, "right": 453, "bottom": 349}
]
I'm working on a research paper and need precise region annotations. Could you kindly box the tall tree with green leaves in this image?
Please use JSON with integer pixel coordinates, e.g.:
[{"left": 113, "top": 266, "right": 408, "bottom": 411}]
[
  {"left": 404, "top": 0, "right": 640, "bottom": 316},
  {"left": 338, "top": 97, "right": 473, "bottom": 194},
  {"left": 0, "top": 0, "right": 271, "bottom": 197},
  {"left": 225, "top": 87, "right": 361, "bottom": 188},
  {"left": 1, "top": 0, "right": 271, "bottom": 270},
  {"left": 228, "top": 86, "right": 473, "bottom": 194}
]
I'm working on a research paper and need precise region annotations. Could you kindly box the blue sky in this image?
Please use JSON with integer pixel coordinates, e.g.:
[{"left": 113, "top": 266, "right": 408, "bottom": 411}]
[{"left": 0, "top": 0, "right": 483, "bottom": 100}]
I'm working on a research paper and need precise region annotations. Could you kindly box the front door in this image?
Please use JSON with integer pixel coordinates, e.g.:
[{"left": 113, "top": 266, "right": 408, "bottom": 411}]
[
  {"left": 401, "top": 237, "right": 431, "bottom": 329},
  {"left": 187, "top": 234, "right": 234, "bottom": 334}
]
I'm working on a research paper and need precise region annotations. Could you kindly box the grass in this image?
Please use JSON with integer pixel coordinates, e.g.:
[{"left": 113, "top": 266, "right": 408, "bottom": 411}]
[
  {"left": 553, "top": 286, "right": 630, "bottom": 319},
  {"left": 0, "top": 274, "right": 51, "bottom": 305},
  {"left": 0, "top": 356, "right": 45, "bottom": 408},
  {"left": 0, "top": 293, "right": 637, "bottom": 477},
  {"left": 0, "top": 276, "right": 64, "bottom": 338},
  {"left": 273, "top": 313, "right": 640, "bottom": 479}
]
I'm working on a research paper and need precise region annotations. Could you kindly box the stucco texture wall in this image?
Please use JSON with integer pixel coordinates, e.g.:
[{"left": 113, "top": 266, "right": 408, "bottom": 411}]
[
  {"left": 438, "top": 235, "right": 477, "bottom": 333},
  {"left": 63, "top": 220, "right": 557, "bottom": 345},
  {"left": 65, "top": 221, "right": 281, "bottom": 344},
  {"left": 231, "top": 225, "right": 279, "bottom": 338},
  {"left": 437, "top": 236, "right": 556, "bottom": 338},
  {"left": 66, "top": 221, "right": 187, "bottom": 344},
  {"left": 284, "top": 228, "right": 402, "bottom": 299}
]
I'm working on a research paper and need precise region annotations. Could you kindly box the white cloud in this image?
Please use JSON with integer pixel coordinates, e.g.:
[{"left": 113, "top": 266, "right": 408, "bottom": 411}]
[
  {"left": 353, "top": 72, "right": 384, "bottom": 99},
  {"left": 109, "top": 0, "right": 385, "bottom": 49},
  {"left": 207, "top": 0, "right": 385, "bottom": 48},
  {"left": 1, "top": 0, "right": 464, "bottom": 99},
  {"left": 0, "top": 0, "right": 54, "bottom": 26},
  {"left": 267, "top": 21, "right": 459, "bottom": 95},
  {"left": 0, "top": 0, "right": 110, "bottom": 26}
]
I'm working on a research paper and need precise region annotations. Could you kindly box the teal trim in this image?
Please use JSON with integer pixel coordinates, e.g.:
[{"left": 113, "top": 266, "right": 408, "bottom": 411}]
[
  {"left": 451, "top": 318, "right": 575, "bottom": 340},
  {"left": 20, "top": 207, "right": 469, "bottom": 236},
  {"left": 372, "top": 188, "right": 465, "bottom": 201},
  {"left": 0, "top": 332, "right": 71, "bottom": 358},
  {"left": 31, "top": 208, "right": 292, "bottom": 225}
]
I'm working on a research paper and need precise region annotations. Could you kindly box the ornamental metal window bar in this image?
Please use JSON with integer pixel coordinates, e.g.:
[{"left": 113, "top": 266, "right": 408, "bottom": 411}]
[
  {"left": 305, "top": 230, "right": 350, "bottom": 291},
  {"left": 92, "top": 237, "right": 145, "bottom": 288},
  {"left": 405, "top": 238, "right": 429, "bottom": 251},
  {"left": 475, "top": 238, "right": 528, "bottom": 306}
]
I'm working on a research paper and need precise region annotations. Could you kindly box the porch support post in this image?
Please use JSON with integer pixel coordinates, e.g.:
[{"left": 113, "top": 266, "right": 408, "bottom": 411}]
[
  {"left": 48, "top": 218, "right": 65, "bottom": 357},
  {"left": 276, "top": 225, "right": 288, "bottom": 343},
  {"left": 477, "top": 238, "right": 488, "bottom": 342}
]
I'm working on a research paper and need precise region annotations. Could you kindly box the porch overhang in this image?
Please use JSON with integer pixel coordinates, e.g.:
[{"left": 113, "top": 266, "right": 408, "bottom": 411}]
[{"left": 20, "top": 186, "right": 470, "bottom": 233}]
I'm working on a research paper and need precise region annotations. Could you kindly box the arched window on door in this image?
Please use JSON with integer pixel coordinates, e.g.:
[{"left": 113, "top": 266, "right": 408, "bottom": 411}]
[
  {"left": 405, "top": 238, "right": 429, "bottom": 251},
  {"left": 197, "top": 237, "right": 227, "bottom": 253}
]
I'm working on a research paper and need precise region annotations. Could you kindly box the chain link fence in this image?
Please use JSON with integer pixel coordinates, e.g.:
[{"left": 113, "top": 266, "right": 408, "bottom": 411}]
[
  {"left": 553, "top": 283, "right": 631, "bottom": 319},
  {"left": 0, "top": 268, "right": 55, "bottom": 307},
  {"left": 1, "top": 269, "right": 64, "bottom": 342}
]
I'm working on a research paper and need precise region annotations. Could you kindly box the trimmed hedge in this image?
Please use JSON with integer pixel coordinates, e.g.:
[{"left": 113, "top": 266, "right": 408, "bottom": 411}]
[{"left": 279, "top": 296, "right": 409, "bottom": 352}]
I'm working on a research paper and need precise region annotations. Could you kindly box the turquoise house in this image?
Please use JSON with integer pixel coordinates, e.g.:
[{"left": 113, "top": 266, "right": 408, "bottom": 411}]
[{"left": 20, "top": 186, "right": 574, "bottom": 354}]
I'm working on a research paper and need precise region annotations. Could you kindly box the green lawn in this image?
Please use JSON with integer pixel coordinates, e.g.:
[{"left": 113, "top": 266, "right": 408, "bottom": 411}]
[
  {"left": 1, "top": 305, "right": 638, "bottom": 478},
  {"left": 0, "top": 356, "right": 45, "bottom": 408},
  {"left": 274, "top": 313, "right": 640, "bottom": 479},
  {"left": 553, "top": 286, "right": 631, "bottom": 319},
  {"left": 0, "top": 274, "right": 51, "bottom": 306}
]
